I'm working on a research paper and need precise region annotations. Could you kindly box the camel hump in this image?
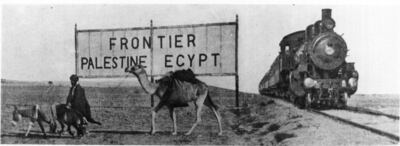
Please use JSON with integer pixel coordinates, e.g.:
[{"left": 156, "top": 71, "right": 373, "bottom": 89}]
[{"left": 171, "top": 69, "right": 200, "bottom": 84}]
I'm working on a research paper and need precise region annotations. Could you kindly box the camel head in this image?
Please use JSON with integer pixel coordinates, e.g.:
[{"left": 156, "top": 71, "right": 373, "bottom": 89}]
[{"left": 125, "top": 65, "right": 146, "bottom": 76}]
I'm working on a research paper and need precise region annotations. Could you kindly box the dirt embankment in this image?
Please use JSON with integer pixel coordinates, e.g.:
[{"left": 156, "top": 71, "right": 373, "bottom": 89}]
[{"left": 226, "top": 93, "right": 398, "bottom": 145}]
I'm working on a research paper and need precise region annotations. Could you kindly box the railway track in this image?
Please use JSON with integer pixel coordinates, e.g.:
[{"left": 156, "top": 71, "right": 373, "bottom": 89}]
[
  {"left": 309, "top": 108, "right": 399, "bottom": 141},
  {"left": 344, "top": 106, "right": 399, "bottom": 120},
  {"left": 262, "top": 94, "right": 399, "bottom": 142}
]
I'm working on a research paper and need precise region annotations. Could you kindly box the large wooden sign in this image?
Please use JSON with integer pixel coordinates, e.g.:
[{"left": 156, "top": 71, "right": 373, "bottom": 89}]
[
  {"left": 75, "top": 22, "right": 237, "bottom": 78},
  {"left": 75, "top": 16, "right": 240, "bottom": 107}
]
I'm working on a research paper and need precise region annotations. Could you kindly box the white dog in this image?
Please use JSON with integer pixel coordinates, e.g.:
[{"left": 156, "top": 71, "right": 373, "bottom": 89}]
[{"left": 11, "top": 104, "right": 51, "bottom": 137}]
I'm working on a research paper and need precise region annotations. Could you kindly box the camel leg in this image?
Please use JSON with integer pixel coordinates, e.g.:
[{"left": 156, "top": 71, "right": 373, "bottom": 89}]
[
  {"left": 168, "top": 107, "right": 177, "bottom": 135},
  {"left": 67, "top": 125, "right": 73, "bottom": 137},
  {"left": 25, "top": 122, "right": 34, "bottom": 137},
  {"left": 209, "top": 106, "right": 223, "bottom": 136},
  {"left": 37, "top": 120, "right": 47, "bottom": 138},
  {"left": 58, "top": 121, "right": 65, "bottom": 136},
  {"left": 151, "top": 102, "right": 164, "bottom": 135},
  {"left": 185, "top": 100, "right": 205, "bottom": 135}
]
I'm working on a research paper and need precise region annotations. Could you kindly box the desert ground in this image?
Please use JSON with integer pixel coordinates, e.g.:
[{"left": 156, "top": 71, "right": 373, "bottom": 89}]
[{"left": 1, "top": 80, "right": 399, "bottom": 145}]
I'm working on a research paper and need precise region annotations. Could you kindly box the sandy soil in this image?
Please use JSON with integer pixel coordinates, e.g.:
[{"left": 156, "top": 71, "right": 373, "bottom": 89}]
[
  {"left": 348, "top": 94, "right": 400, "bottom": 116},
  {"left": 1, "top": 83, "right": 398, "bottom": 145}
]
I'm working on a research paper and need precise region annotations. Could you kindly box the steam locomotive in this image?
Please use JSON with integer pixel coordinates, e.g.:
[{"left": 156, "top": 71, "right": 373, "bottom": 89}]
[{"left": 259, "top": 9, "right": 359, "bottom": 108}]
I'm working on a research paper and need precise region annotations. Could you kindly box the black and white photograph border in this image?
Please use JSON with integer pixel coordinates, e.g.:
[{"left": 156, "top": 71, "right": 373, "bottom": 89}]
[{"left": 1, "top": 0, "right": 400, "bottom": 145}]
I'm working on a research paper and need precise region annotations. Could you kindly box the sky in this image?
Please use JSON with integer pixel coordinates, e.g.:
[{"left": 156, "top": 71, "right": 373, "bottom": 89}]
[{"left": 1, "top": 4, "right": 400, "bottom": 94}]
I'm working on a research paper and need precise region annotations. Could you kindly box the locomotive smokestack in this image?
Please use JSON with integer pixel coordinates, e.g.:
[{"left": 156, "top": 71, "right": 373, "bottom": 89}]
[{"left": 322, "top": 9, "right": 332, "bottom": 20}]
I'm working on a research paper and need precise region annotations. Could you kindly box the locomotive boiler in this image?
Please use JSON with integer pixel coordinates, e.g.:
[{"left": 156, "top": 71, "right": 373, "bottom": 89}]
[{"left": 259, "top": 9, "right": 359, "bottom": 108}]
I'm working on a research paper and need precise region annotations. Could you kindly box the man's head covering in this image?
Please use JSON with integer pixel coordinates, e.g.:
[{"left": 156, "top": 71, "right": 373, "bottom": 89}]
[{"left": 70, "top": 74, "right": 79, "bottom": 82}]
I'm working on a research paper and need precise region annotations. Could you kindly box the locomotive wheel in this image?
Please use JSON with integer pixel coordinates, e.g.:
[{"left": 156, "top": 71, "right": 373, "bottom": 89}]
[
  {"left": 343, "top": 92, "right": 349, "bottom": 106},
  {"left": 288, "top": 93, "right": 296, "bottom": 103},
  {"left": 295, "top": 94, "right": 308, "bottom": 109},
  {"left": 289, "top": 72, "right": 306, "bottom": 97},
  {"left": 337, "top": 92, "right": 349, "bottom": 109},
  {"left": 305, "top": 93, "right": 312, "bottom": 109}
]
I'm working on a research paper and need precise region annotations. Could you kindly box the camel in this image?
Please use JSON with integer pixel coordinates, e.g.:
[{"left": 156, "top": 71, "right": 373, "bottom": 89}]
[{"left": 125, "top": 65, "right": 223, "bottom": 136}]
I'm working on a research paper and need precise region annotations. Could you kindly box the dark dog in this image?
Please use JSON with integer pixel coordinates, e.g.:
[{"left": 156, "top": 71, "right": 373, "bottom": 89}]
[
  {"left": 11, "top": 104, "right": 51, "bottom": 137},
  {"left": 50, "top": 103, "right": 87, "bottom": 137}
]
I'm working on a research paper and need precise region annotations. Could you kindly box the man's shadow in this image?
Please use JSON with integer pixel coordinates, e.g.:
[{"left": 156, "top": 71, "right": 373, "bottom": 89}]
[
  {"left": 1, "top": 130, "right": 74, "bottom": 139},
  {"left": 90, "top": 130, "right": 177, "bottom": 135}
]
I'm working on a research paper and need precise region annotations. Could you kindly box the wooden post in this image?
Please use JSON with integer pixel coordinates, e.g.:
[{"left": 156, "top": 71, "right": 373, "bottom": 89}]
[
  {"left": 235, "top": 15, "right": 240, "bottom": 107},
  {"left": 150, "top": 20, "right": 155, "bottom": 107},
  {"left": 75, "top": 24, "right": 78, "bottom": 75}
]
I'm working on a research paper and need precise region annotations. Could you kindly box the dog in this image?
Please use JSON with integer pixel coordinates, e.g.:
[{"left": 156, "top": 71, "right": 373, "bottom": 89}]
[
  {"left": 11, "top": 104, "right": 51, "bottom": 137},
  {"left": 50, "top": 103, "right": 87, "bottom": 137}
]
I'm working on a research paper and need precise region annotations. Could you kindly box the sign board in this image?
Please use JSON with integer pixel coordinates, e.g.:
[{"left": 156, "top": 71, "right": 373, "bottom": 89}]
[
  {"left": 76, "top": 28, "right": 151, "bottom": 78},
  {"left": 76, "top": 22, "right": 237, "bottom": 78},
  {"left": 75, "top": 16, "right": 240, "bottom": 107}
]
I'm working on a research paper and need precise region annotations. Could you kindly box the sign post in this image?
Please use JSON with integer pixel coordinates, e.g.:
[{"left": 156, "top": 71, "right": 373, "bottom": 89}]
[
  {"left": 75, "top": 16, "right": 240, "bottom": 107},
  {"left": 150, "top": 20, "right": 155, "bottom": 107},
  {"left": 74, "top": 23, "right": 78, "bottom": 75},
  {"left": 235, "top": 15, "right": 240, "bottom": 108}
]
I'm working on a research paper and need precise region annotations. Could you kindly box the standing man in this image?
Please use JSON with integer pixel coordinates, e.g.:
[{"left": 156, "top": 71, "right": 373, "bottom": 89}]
[{"left": 66, "top": 74, "right": 101, "bottom": 125}]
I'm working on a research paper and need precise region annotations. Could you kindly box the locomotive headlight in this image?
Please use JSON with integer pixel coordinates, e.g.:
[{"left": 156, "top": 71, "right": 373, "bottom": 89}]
[
  {"left": 341, "top": 80, "right": 347, "bottom": 87},
  {"left": 304, "top": 78, "right": 317, "bottom": 88},
  {"left": 348, "top": 78, "right": 358, "bottom": 88},
  {"left": 325, "top": 45, "right": 335, "bottom": 55}
]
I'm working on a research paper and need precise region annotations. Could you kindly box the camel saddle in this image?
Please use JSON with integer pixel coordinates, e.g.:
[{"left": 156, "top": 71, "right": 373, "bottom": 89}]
[
  {"left": 158, "top": 69, "right": 201, "bottom": 107},
  {"left": 171, "top": 69, "right": 200, "bottom": 84}
]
